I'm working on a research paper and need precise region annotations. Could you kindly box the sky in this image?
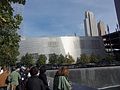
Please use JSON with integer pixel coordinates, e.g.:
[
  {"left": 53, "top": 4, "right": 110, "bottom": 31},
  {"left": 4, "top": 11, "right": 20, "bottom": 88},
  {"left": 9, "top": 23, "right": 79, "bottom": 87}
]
[{"left": 19, "top": 0, "right": 118, "bottom": 37}]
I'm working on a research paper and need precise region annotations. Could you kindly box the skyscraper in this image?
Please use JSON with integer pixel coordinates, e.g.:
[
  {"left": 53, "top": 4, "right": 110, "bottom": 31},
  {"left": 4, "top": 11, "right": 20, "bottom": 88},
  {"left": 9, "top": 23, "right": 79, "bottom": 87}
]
[
  {"left": 97, "top": 21, "right": 106, "bottom": 36},
  {"left": 114, "top": 0, "right": 120, "bottom": 27},
  {"left": 84, "top": 11, "right": 98, "bottom": 36}
]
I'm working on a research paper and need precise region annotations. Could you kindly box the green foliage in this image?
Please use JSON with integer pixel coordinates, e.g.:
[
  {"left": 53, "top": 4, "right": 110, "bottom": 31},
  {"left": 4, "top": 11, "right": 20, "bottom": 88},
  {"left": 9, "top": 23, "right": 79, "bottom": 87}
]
[
  {"left": 65, "top": 54, "right": 75, "bottom": 64},
  {"left": 48, "top": 53, "right": 75, "bottom": 64},
  {"left": 0, "top": 27, "right": 21, "bottom": 66},
  {"left": 80, "top": 54, "right": 90, "bottom": 64},
  {"left": 77, "top": 54, "right": 102, "bottom": 64},
  {"left": 36, "top": 54, "right": 47, "bottom": 66},
  {"left": 89, "top": 53, "right": 99, "bottom": 63},
  {"left": 0, "top": 0, "right": 26, "bottom": 27},
  {"left": 76, "top": 57, "right": 81, "bottom": 64},
  {"left": 20, "top": 53, "right": 34, "bottom": 67},
  {"left": 0, "top": 0, "right": 26, "bottom": 66},
  {"left": 49, "top": 53, "right": 58, "bottom": 64},
  {"left": 105, "top": 54, "right": 114, "bottom": 62},
  {"left": 57, "top": 54, "right": 65, "bottom": 64}
]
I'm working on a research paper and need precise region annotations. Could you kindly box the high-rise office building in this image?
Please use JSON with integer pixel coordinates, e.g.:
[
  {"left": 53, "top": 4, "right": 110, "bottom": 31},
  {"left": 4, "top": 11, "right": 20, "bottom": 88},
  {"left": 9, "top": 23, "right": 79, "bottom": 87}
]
[
  {"left": 97, "top": 21, "right": 106, "bottom": 36},
  {"left": 114, "top": 0, "right": 120, "bottom": 27},
  {"left": 84, "top": 11, "right": 98, "bottom": 36}
]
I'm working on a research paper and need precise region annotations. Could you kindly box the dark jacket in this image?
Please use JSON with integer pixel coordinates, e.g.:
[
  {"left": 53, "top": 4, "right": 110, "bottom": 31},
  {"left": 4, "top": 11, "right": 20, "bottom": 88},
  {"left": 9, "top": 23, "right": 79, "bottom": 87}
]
[
  {"left": 53, "top": 75, "right": 59, "bottom": 90},
  {"left": 26, "top": 76, "right": 45, "bottom": 90},
  {"left": 39, "top": 73, "right": 50, "bottom": 90}
]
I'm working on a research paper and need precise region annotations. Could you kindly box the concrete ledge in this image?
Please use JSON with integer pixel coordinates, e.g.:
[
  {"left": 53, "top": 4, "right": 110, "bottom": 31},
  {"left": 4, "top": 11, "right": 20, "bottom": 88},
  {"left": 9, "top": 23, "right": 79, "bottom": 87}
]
[{"left": 98, "top": 85, "right": 120, "bottom": 90}]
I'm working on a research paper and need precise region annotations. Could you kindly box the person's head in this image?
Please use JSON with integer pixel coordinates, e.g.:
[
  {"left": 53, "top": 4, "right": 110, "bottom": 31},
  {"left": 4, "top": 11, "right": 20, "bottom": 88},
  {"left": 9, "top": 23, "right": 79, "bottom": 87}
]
[
  {"left": 40, "top": 66, "right": 46, "bottom": 74},
  {"left": 20, "top": 66, "right": 26, "bottom": 72},
  {"left": 59, "top": 66, "right": 69, "bottom": 76},
  {"left": 11, "top": 66, "right": 16, "bottom": 72},
  {"left": 3, "top": 66, "right": 7, "bottom": 71},
  {"left": 30, "top": 66, "right": 38, "bottom": 76},
  {"left": 55, "top": 68, "right": 61, "bottom": 76},
  {"left": 16, "top": 68, "right": 20, "bottom": 72}
]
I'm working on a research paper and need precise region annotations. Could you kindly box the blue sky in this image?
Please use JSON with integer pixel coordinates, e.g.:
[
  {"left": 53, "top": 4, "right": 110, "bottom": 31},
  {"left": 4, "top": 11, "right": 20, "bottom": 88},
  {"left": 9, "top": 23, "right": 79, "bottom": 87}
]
[{"left": 20, "top": 0, "right": 118, "bottom": 37}]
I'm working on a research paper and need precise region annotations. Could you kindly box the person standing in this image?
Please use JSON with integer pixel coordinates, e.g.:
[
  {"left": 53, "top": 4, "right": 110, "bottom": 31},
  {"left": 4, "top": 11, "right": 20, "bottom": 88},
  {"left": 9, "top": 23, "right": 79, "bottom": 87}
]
[
  {"left": 53, "top": 68, "right": 61, "bottom": 90},
  {"left": 0, "top": 66, "right": 10, "bottom": 90},
  {"left": 39, "top": 66, "right": 50, "bottom": 90},
  {"left": 26, "top": 66, "right": 45, "bottom": 90},
  {"left": 53, "top": 67, "right": 72, "bottom": 90},
  {"left": 19, "top": 66, "right": 28, "bottom": 90},
  {"left": 8, "top": 67, "right": 21, "bottom": 90}
]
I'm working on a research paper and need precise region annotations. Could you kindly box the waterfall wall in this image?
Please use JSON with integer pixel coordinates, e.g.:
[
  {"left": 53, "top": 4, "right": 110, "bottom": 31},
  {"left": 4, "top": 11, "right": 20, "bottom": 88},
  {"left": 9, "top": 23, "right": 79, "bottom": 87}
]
[{"left": 46, "top": 66, "right": 120, "bottom": 88}]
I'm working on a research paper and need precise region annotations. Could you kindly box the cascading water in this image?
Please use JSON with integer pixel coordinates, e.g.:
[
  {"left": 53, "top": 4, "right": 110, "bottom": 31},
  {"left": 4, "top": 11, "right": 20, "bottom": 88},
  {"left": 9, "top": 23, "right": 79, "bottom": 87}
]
[{"left": 46, "top": 66, "right": 120, "bottom": 89}]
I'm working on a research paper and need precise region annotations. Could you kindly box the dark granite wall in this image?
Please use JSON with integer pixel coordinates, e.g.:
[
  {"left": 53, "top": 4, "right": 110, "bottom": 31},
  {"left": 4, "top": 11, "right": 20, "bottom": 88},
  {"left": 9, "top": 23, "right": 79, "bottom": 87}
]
[{"left": 46, "top": 66, "right": 120, "bottom": 88}]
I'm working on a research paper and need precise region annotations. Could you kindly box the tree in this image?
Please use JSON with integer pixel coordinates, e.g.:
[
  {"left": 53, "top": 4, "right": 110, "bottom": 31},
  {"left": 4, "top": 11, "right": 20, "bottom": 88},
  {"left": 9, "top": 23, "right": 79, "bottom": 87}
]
[
  {"left": 0, "top": 0, "right": 26, "bottom": 66},
  {"left": 80, "top": 54, "right": 90, "bottom": 64},
  {"left": 105, "top": 54, "right": 114, "bottom": 63},
  {"left": 57, "top": 54, "right": 65, "bottom": 64},
  {"left": 36, "top": 54, "right": 47, "bottom": 66},
  {"left": 20, "top": 53, "right": 34, "bottom": 67},
  {"left": 89, "top": 53, "right": 99, "bottom": 63},
  {"left": 49, "top": 53, "right": 58, "bottom": 64},
  {"left": 76, "top": 57, "right": 81, "bottom": 64},
  {"left": 65, "top": 54, "right": 75, "bottom": 64}
]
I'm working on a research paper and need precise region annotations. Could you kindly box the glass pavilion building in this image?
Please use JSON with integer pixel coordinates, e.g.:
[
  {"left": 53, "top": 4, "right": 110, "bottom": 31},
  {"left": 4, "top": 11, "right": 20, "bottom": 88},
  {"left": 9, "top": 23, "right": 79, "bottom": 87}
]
[{"left": 19, "top": 36, "right": 106, "bottom": 62}]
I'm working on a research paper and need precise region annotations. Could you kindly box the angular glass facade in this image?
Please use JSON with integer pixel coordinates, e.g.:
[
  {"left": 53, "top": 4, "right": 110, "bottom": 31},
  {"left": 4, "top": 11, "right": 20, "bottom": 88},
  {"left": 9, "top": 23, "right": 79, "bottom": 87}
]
[{"left": 19, "top": 36, "right": 106, "bottom": 62}]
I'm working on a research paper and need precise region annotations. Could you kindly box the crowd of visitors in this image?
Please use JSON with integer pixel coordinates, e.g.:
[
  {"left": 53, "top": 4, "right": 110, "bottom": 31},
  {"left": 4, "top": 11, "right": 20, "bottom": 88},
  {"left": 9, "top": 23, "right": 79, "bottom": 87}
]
[{"left": 0, "top": 66, "right": 72, "bottom": 90}]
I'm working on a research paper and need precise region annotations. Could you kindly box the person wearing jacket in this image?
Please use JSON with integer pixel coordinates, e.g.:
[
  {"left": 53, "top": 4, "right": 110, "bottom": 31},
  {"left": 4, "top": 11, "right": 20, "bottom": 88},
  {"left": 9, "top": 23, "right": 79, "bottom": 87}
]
[
  {"left": 53, "top": 69, "right": 61, "bottom": 90},
  {"left": 8, "top": 67, "right": 21, "bottom": 90},
  {"left": 53, "top": 67, "right": 72, "bottom": 90},
  {"left": 26, "top": 66, "right": 45, "bottom": 90},
  {"left": 0, "top": 66, "right": 10, "bottom": 90},
  {"left": 39, "top": 66, "right": 50, "bottom": 90}
]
